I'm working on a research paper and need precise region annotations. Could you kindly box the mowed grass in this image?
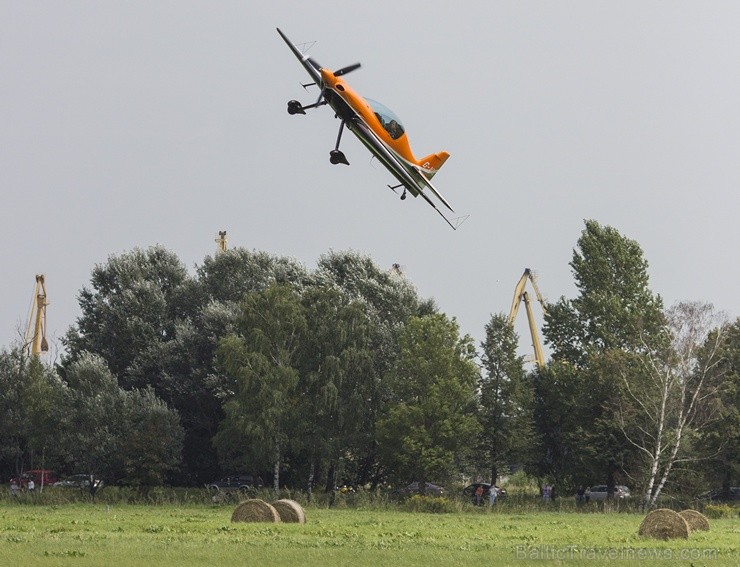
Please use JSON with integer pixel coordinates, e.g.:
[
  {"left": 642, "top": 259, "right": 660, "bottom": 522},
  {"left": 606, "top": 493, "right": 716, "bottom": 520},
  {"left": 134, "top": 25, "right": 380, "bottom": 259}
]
[{"left": 0, "top": 503, "right": 737, "bottom": 566}]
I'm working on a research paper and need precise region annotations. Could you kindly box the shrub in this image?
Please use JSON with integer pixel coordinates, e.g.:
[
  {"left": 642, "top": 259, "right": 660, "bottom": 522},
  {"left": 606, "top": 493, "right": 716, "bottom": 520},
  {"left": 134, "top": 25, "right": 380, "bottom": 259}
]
[
  {"left": 402, "top": 495, "right": 457, "bottom": 514},
  {"left": 703, "top": 504, "right": 738, "bottom": 519}
]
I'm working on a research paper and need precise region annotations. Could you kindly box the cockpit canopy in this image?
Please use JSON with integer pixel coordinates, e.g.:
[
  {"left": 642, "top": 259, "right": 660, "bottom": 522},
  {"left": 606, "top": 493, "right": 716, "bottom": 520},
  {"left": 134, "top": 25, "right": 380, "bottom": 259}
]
[{"left": 367, "top": 98, "right": 405, "bottom": 140}]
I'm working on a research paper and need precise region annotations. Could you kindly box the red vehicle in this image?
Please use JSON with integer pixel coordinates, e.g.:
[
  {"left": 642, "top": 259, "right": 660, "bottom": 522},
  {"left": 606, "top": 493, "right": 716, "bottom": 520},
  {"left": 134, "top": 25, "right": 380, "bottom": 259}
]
[{"left": 10, "top": 469, "right": 58, "bottom": 488}]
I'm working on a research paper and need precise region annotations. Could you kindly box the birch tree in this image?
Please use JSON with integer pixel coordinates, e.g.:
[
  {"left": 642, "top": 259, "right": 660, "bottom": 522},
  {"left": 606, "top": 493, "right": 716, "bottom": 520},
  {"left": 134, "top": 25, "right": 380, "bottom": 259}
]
[{"left": 617, "top": 301, "right": 728, "bottom": 507}]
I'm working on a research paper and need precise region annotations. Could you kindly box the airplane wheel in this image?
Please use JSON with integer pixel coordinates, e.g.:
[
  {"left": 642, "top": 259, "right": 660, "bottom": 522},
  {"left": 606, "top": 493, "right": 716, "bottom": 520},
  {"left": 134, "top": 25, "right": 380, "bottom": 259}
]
[
  {"left": 287, "top": 100, "right": 305, "bottom": 115},
  {"left": 330, "top": 150, "right": 349, "bottom": 165}
]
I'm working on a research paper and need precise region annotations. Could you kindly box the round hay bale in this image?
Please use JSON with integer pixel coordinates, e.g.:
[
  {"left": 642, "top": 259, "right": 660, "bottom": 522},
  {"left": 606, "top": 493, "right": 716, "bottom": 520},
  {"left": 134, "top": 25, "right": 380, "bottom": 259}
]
[
  {"left": 231, "top": 499, "right": 281, "bottom": 523},
  {"left": 679, "top": 509, "right": 710, "bottom": 532},
  {"left": 272, "top": 499, "right": 306, "bottom": 523},
  {"left": 638, "top": 508, "right": 690, "bottom": 540}
]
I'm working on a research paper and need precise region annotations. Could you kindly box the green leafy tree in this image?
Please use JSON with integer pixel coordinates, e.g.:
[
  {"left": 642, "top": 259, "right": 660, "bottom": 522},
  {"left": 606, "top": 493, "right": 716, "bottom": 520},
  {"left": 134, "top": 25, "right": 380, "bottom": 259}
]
[
  {"left": 63, "top": 246, "right": 191, "bottom": 386},
  {"left": 0, "top": 349, "right": 68, "bottom": 482},
  {"left": 21, "top": 356, "right": 68, "bottom": 487},
  {"left": 197, "top": 249, "right": 311, "bottom": 303},
  {"left": 63, "top": 246, "right": 310, "bottom": 484},
  {"left": 315, "top": 251, "right": 437, "bottom": 487},
  {"left": 297, "top": 285, "right": 375, "bottom": 494},
  {"left": 530, "top": 358, "right": 624, "bottom": 492},
  {"left": 62, "top": 352, "right": 183, "bottom": 494},
  {"left": 478, "top": 314, "right": 534, "bottom": 484},
  {"left": 162, "top": 249, "right": 309, "bottom": 484},
  {"left": 61, "top": 353, "right": 129, "bottom": 492},
  {"left": 544, "top": 220, "right": 665, "bottom": 366},
  {"left": 0, "top": 349, "right": 26, "bottom": 476},
  {"left": 377, "top": 314, "right": 480, "bottom": 489},
  {"left": 214, "top": 283, "right": 307, "bottom": 490},
  {"left": 316, "top": 251, "right": 436, "bottom": 325},
  {"left": 121, "top": 387, "right": 184, "bottom": 488},
  {"left": 538, "top": 220, "right": 665, "bottom": 493},
  {"left": 698, "top": 318, "right": 740, "bottom": 495}
]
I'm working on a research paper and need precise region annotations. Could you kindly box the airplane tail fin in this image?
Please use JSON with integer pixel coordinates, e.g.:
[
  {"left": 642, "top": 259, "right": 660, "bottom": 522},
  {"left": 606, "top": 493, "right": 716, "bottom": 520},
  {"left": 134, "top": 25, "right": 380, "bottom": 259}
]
[{"left": 416, "top": 151, "right": 450, "bottom": 179}]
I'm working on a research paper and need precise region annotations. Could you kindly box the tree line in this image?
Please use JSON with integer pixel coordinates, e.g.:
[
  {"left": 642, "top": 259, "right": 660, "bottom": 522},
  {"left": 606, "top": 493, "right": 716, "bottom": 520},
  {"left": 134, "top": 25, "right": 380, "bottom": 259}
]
[{"left": 1, "top": 220, "right": 737, "bottom": 505}]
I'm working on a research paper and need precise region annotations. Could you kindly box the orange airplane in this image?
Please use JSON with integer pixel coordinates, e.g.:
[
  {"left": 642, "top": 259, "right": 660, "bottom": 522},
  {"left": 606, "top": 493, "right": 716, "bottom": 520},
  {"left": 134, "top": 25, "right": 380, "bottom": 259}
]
[{"left": 277, "top": 28, "right": 464, "bottom": 230}]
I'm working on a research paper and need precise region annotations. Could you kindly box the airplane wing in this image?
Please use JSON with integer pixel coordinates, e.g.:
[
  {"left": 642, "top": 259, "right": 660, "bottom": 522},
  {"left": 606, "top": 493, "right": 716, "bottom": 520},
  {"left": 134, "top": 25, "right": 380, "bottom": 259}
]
[
  {"left": 350, "top": 120, "right": 420, "bottom": 190},
  {"left": 277, "top": 28, "right": 322, "bottom": 85},
  {"left": 410, "top": 166, "right": 455, "bottom": 212},
  {"left": 352, "top": 120, "right": 460, "bottom": 230},
  {"left": 356, "top": 118, "right": 456, "bottom": 213}
]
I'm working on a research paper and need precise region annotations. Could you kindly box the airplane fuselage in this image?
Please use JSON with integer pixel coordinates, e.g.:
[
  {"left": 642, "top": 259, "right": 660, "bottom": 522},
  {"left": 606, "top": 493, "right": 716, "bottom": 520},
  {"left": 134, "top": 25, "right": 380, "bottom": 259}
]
[
  {"left": 320, "top": 70, "right": 426, "bottom": 197},
  {"left": 277, "top": 27, "right": 459, "bottom": 229}
]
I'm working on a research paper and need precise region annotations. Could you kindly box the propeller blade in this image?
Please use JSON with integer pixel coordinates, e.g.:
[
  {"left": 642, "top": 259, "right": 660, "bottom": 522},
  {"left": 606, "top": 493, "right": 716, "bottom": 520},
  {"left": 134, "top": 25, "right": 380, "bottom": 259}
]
[{"left": 334, "top": 62, "right": 361, "bottom": 77}]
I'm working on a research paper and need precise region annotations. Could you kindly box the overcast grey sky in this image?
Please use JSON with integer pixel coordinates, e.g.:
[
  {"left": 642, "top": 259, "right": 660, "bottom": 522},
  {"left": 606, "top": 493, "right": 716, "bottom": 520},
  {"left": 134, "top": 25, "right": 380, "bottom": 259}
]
[{"left": 2, "top": 1, "right": 739, "bottom": 360}]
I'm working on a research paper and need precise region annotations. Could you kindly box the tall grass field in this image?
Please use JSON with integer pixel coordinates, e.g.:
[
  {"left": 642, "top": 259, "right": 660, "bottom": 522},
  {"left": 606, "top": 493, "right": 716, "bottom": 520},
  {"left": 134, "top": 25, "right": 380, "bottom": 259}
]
[{"left": 1, "top": 499, "right": 737, "bottom": 566}]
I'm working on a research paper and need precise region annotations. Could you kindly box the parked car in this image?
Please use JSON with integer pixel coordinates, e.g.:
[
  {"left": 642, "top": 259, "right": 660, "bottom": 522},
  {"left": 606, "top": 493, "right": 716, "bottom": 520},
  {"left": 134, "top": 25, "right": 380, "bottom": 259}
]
[
  {"left": 205, "top": 475, "right": 255, "bottom": 493},
  {"left": 587, "top": 485, "right": 631, "bottom": 500},
  {"left": 10, "top": 469, "right": 58, "bottom": 488},
  {"left": 462, "top": 483, "right": 507, "bottom": 504},
  {"left": 392, "top": 481, "right": 446, "bottom": 498},
  {"left": 697, "top": 487, "right": 740, "bottom": 503},
  {"left": 54, "top": 474, "right": 103, "bottom": 490}
]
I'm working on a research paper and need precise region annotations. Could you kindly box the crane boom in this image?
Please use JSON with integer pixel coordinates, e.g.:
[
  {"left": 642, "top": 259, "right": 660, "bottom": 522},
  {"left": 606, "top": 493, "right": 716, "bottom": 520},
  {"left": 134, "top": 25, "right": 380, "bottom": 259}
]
[
  {"left": 508, "top": 269, "right": 547, "bottom": 367},
  {"left": 26, "top": 274, "right": 49, "bottom": 356},
  {"left": 215, "top": 231, "right": 228, "bottom": 253}
]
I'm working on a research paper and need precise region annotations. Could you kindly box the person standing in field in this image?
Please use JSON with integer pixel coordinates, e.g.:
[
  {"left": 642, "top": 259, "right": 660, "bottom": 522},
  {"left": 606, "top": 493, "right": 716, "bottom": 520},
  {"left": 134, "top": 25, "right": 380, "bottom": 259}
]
[
  {"left": 474, "top": 485, "right": 484, "bottom": 506},
  {"left": 576, "top": 486, "right": 585, "bottom": 502},
  {"left": 488, "top": 486, "right": 497, "bottom": 509}
]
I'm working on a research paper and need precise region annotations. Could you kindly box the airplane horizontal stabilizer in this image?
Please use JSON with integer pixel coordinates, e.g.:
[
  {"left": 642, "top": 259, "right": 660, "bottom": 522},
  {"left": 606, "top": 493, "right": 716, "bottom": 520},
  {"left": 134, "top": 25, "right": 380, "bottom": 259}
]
[{"left": 416, "top": 151, "right": 450, "bottom": 179}]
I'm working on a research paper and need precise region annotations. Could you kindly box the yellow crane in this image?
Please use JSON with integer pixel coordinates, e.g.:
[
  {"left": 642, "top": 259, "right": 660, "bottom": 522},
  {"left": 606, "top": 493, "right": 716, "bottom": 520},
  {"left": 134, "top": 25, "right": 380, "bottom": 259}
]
[
  {"left": 25, "top": 274, "right": 49, "bottom": 356},
  {"left": 508, "top": 268, "right": 547, "bottom": 367},
  {"left": 215, "top": 231, "right": 228, "bottom": 253}
]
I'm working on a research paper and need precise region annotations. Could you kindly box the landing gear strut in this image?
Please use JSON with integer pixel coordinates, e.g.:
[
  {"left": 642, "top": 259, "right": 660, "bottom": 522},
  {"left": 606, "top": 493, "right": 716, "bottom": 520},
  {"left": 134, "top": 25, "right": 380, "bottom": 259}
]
[
  {"left": 287, "top": 98, "right": 326, "bottom": 115},
  {"left": 329, "top": 121, "right": 349, "bottom": 165}
]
